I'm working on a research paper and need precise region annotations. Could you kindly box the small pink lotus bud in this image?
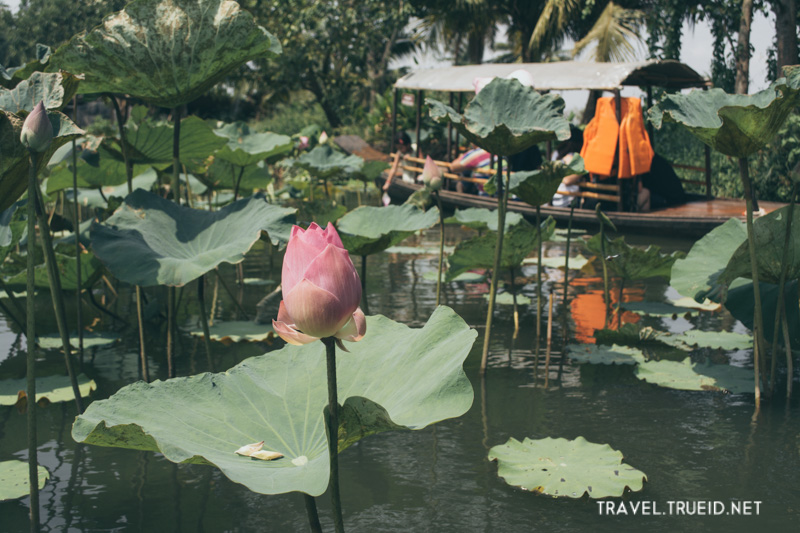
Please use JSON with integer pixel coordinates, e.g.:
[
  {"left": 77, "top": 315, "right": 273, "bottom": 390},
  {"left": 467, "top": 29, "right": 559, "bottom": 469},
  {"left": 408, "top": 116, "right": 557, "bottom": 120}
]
[
  {"left": 20, "top": 101, "right": 53, "bottom": 152},
  {"left": 273, "top": 222, "right": 366, "bottom": 345},
  {"left": 298, "top": 136, "right": 310, "bottom": 150},
  {"left": 420, "top": 155, "right": 443, "bottom": 191},
  {"left": 319, "top": 131, "right": 329, "bottom": 144}
]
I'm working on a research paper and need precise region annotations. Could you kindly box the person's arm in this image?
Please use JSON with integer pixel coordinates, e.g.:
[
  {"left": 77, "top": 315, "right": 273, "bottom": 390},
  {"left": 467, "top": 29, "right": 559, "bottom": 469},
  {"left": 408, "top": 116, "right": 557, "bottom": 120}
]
[{"left": 382, "top": 152, "right": 402, "bottom": 191}]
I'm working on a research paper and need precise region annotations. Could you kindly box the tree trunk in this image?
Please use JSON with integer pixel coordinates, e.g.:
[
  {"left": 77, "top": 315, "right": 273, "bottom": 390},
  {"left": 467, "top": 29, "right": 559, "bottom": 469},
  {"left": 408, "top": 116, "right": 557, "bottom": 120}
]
[
  {"left": 735, "top": 0, "right": 754, "bottom": 94},
  {"left": 774, "top": 0, "right": 798, "bottom": 71}
]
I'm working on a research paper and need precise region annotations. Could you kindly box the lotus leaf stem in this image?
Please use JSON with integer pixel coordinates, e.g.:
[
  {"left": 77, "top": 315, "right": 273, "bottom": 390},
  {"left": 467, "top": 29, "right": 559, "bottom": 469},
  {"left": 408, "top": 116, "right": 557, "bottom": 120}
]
[
  {"left": 212, "top": 268, "right": 250, "bottom": 320},
  {"left": 33, "top": 175, "right": 84, "bottom": 414},
  {"left": 322, "top": 337, "right": 346, "bottom": 533},
  {"left": 545, "top": 292, "right": 554, "bottom": 388},
  {"left": 196, "top": 275, "right": 214, "bottom": 371},
  {"left": 535, "top": 205, "right": 542, "bottom": 349},
  {"left": 167, "top": 286, "right": 176, "bottom": 378},
  {"left": 71, "top": 137, "right": 84, "bottom": 367},
  {"left": 172, "top": 106, "right": 182, "bottom": 205},
  {"left": 739, "top": 157, "right": 765, "bottom": 406},
  {"left": 769, "top": 182, "right": 796, "bottom": 396},
  {"left": 435, "top": 192, "right": 444, "bottom": 306},
  {"left": 781, "top": 300, "right": 794, "bottom": 399},
  {"left": 233, "top": 166, "right": 245, "bottom": 201},
  {"left": 26, "top": 152, "right": 40, "bottom": 532},
  {"left": 303, "top": 494, "right": 323, "bottom": 533},
  {"left": 480, "top": 157, "right": 506, "bottom": 375}
]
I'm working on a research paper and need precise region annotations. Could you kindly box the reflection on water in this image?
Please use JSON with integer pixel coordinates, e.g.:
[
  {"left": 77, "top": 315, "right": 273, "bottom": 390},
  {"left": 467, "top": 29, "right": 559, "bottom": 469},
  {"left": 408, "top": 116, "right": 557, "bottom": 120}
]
[{"left": 1, "top": 227, "right": 798, "bottom": 532}]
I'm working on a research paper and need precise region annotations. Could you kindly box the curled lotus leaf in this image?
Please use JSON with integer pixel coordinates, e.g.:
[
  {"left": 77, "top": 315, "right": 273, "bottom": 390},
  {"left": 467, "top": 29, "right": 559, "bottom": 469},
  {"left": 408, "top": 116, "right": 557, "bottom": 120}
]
[
  {"left": 0, "top": 461, "right": 49, "bottom": 501},
  {"left": 635, "top": 358, "right": 753, "bottom": 393},
  {"left": 293, "top": 145, "right": 364, "bottom": 179},
  {"left": 50, "top": 0, "right": 281, "bottom": 107},
  {"left": 648, "top": 82, "right": 800, "bottom": 158},
  {"left": 71, "top": 308, "right": 476, "bottom": 496},
  {"left": 337, "top": 204, "right": 440, "bottom": 256},
  {"left": 488, "top": 436, "right": 647, "bottom": 498},
  {"left": 427, "top": 77, "right": 570, "bottom": 156},
  {"left": 0, "top": 373, "right": 96, "bottom": 406},
  {"left": 0, "top": 71, "right": 79, "bottom": 113},
  {"left": 0, "top": 44, "right": 52, "bottom": 89},
  {"left": 446, "top": 217, "right": 556, "bottom": 281},
  {"left": 444, "top": 207, "right": 524, "bottom": 232},
  {"left": 90, "top": 189, "right": 296, "bottom": 287},
  {"left": 214, "top": 122, "right": 293, "bottom": 168},
  {"left": 509, "top": 155, "right": 587, "bottom": 207}
]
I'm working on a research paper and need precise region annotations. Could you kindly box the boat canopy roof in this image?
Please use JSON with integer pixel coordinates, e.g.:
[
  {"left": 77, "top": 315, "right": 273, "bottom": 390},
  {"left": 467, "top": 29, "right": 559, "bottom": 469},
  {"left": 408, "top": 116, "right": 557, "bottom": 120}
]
[{"left": 394, "top": 60, "right": 708, "bottom": 93}]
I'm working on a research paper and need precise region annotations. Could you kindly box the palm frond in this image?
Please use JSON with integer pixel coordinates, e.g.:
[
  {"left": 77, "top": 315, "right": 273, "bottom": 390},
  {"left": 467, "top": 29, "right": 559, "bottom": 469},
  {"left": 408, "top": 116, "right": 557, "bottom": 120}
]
[{"left": 573, "top": 2, "right": 644, "bottom": 62}]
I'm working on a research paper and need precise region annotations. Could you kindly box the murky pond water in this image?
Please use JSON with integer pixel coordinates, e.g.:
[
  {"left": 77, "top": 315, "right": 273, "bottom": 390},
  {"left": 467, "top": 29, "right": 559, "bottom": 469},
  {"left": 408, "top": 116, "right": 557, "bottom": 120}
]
[{"left": 1, "top": 225, "right": 798, "bottom": 533}]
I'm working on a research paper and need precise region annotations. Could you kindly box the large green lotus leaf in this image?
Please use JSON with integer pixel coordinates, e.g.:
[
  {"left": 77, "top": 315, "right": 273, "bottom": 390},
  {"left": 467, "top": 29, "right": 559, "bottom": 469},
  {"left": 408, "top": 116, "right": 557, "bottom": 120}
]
[
  {"left": 0, "top": 373, "right": 96, "bottom": 405},
  {"left": 3, "top": 251, "right": 102, "bottom": 291},
  {"left": 567, "top": 343, "right": 645, "bottom": 365},
  {"left": 38, "top": 331, "right": 120, "bottom": 350},
  {"left": 586, "top": 234, "right": 684, "bottom": 281},
  {"left": 50, "top": 0, "right": 281, "bottom": 107},
  {"left": 427, "top": 78, "right": 570, "bottom": 156},
  {"left": 0, "top": 71, "right": 80, "bottom": 113},
  {"left": 0, "top": 110, "right": 84, "bottom": 213},
  {"left": 90, "top": 190, "right": 295, "bottom": 287},
  {"left": 635, "top": 358, "right": 753, "bottom": 393},
  {"left": 0, "top": 200, "right": 26, "bottom": 263},
  {"left": 71, "top": 308, "right": 476, "bottom": 497},
  {"left": 116, "top": 115, "right": 227, "bottom": 167},
  {"left": 294, "top": 145, "right": 363, "bottom": 179},
  {"left": 207, "top": 159, "right": 271, "bottom": 191},
  {"left": 0, "top": 44, "right": 52, "bottom": 89},
  {"left": 648, "top": 85, "right": 799, "bottom": 158},
  {"left": 725, "top": 279, "right": 800, "bottom": 345},
  {"left": 46, "top": 146, "right": 155, "bottom": 193},
  {"left": 337, "top": 204, "right": 440, "bottom": 256},
  {"left": 488, "top": 436, "right": 647, "bottom": 498},
  {"left": 214, "top": 123, "right": 293, "bottom": 167},
  {"left": 509, "top": 155, "right": 587, "bottom": 206},
  {"left": 0, "top": 461, "right": 49, "bottom": 501},
  {"left": 446, "top": 217, "right": 556, "bottom": 280},
  {"left": 444, "top": 207, "right": 524, "bottom": 232},
  {"left": 670, "top": 218, "right": 746, "bottom": 301},
  {"left": 720, "top": 206, "right": 800, "bottom": 285}
]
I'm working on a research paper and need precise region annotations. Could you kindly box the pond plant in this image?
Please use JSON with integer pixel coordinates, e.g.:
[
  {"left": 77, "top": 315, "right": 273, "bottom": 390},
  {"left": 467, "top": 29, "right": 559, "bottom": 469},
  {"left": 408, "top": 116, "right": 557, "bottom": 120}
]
[{"left": 428, "top": 77, "right": 570, "bottom": 373}]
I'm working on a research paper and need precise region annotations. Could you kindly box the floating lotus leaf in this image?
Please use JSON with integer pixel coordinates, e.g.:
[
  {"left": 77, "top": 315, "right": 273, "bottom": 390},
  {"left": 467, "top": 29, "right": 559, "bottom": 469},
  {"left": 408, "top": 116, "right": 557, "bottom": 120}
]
[
  {"left": 669, "top": 296, "right": 721, "bottom": 311},
  {"left": 38, "top": 332, "right": 120, "bottom": 350},
  {"left": 422, "top": 271, "right": 486, "bottom": 283},
  {"left": 337, "top": 204, "right": 440, "bottom": 256},
  {"left": 427, "top": 78, "right": 571, "bottom": 155},
  {"left": 2, "top": 251, "right": 102, "bottom": 292},
  {"left": 0, "top": 71, "right": 79, "bottom": 113},
  {"left": 621, "top": 301, "right": 700, "bottom": 317},
  {"left": 670, "top": 218, "right": 746, "bottom": 302},
  {"left": 213, "top": 123, "right": 293, "bottom": 168},
  {"left": 71, "top": 308, "right": 476, "bottom": 496},
  {"left": 446, "top": 217, "right": 556, "bottom": 280},
  {"left": 50, "top": 0, "right": 281, "bottom": 107},
  {"left": 522, "top": 254, "right": 590, "bottom": 271},
  {"left": 0, "top": 373, "right": 96, "bottom": 405},
  {"left": 488, "top": 436, "right": 647, "bottom": 498},
  {"left": 90, "top": 190, "right": 295, "bottom": 287},
  {"left": 720, "top": 206, "right": 800, "bottom": 285},
  {"left": 509, "top": 155, "right": 587, "bottom": 207},
  {"left": 550, "top": 227, "right": 588, "bottom": 243},
  {"left": 676, "top": 330, "right": 753, "bottom": 351},
  {"left": 119, "top": 115, "right": 227, "bottom": 167},
  {"left": 0, "top": 461, "right": 48, "bottom": 501},
  {"left": 0, "top": 44, "right": 52, "bottom": 89},
  {"left": 444, "top": 207, "right": 523, "bottom": 232},
  {"left": 725, "top": 279, "right": 800, "bottom": 345},
  {"left": 186, "top": 320, "right": 274, "bottom": 344},
  {"left": 635, "top": 358, "right": 753, "bottom": 393},
  {"left": 594, "top": 324, "right": 686, "bottom": 350},
  {"left": 293, "top": 145, "right": 363, "bottom": 179},
  {"left": 648, "top": 83, "right": 800, "bottom": 158},
  {"left": 586, "top": 234, "right": 684, "bottom": 281},
  {"left": 483, "top": 291, "right": 531, "bottom": 305},
  {"left": 567, "top": 343, "right": 645, "bottom": 365},
  {"left": 0, "top": 200, "right": 26, "bottom": 262},
  {"left": 384, "top": 245, "right": 455, "bottom": 255},
  {"left": 0, "top": 109, "right": 84, "bottom": 213}
]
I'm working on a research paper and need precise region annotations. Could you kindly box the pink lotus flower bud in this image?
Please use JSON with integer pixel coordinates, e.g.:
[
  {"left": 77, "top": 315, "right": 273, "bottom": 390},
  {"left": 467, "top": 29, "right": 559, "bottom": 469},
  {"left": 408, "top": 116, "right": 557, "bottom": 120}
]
[
  {"left": 298, "top": 136, "right": 310, "bottom": 150},
  {"left": 273, "top": 222, "right": 366, "bottom": 346},
  {"left": 20, "top": 101, "right": 53, "bottom": 152},
  {"left": 318, "top": 131, "right": 329, "bottom": 144},
  {"left": 420, "top": 155, "right": 442, "bottom": 191}
]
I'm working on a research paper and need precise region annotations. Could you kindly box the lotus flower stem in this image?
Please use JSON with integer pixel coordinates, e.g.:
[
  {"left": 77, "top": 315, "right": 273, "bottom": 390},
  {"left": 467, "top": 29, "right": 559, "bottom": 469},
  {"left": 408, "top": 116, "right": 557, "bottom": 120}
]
[
  {"left": 781, "top": 300, "right": 794, "bottom": 399},
  {"left": 769, "top": 182, "right": 796, "bottom": 395},
  {"left": 303, "top": 494, "right": 323, "bottom": 533},
  {"left": 26, "top": 152, "right": 40, "bottom": 532},
  {"left": 32, "top": 174, "right": 84, "bottom": 414},
  {"left": 322, "top": 337, "right": 346, "bottom": 533},
  {"left": 480, "top": 157, "right": 506, "bottom": 375},
  {"left": 739, "top": 157, "right": 765, "bottom": 406},
  {"left": 435, "top": 192, "right": 444, "bottom": 306},
  {"left": 233, "top": 166, "right": 245, "bottom": 201},
  {"left": 172, "top": 106, "right": 182, "bottom": 205},
  {"left": 196, "top": 275, "right": 214, "bottom": 371}
]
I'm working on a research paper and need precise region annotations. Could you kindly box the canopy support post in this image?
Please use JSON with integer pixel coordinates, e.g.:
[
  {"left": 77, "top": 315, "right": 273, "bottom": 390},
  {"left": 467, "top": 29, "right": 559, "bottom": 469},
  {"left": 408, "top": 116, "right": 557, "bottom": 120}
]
[
  {"left": 391, "top": 88, "right": 398, "bottom": 153},
  {"left": 645, "top": 85, "right": 654, "bottom": 146},
  {"left": 614, "top": 89, "right": 623, "bottom": 212},
  {"left": 415, "top": 90, "right": 423, "bottom": 158}
]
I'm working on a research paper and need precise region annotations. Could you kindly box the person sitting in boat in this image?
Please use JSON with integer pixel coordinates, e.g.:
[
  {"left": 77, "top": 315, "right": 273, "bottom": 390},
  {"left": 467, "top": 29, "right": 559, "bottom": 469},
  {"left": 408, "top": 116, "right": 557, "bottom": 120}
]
[
  {"left": 551, "top": 125, "right": 583, "bottom": 207},
  {"left": 449, "top": 144, "right": 492, "bottom": 194},
  {"left": 640, "top": 153, "right": 686, "bottom": 209},
  {"left": 383, "top": 131, "right": 415, "bottom": 191}
]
